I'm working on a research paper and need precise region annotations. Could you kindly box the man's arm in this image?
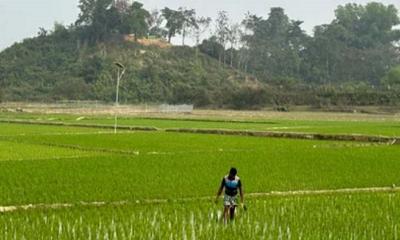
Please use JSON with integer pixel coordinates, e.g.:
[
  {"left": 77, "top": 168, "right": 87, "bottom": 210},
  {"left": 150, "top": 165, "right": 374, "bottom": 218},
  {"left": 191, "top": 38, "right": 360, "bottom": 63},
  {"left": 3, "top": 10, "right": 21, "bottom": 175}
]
[
  {"left": 239, "top": 186, "right": 244, "bottom": 204},
  {"left": 239, "top": 180, "right": 244, "bottom": 205},
  {"left": 215, "top": 179, "right": 225, "bottom": 203}
]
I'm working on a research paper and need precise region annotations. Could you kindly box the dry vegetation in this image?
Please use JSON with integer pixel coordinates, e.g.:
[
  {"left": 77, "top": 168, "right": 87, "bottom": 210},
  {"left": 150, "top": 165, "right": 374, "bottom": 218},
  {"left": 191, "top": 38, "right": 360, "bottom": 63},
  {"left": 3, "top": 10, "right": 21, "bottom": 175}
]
[{"left": 1, "top": 102, "right": 399, "bottom": 122}]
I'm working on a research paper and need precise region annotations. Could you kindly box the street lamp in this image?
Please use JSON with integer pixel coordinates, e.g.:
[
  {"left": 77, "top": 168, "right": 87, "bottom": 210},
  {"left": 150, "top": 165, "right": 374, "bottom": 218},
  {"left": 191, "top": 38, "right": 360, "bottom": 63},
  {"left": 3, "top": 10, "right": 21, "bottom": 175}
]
[{"left": 114, "top": 62, "right": 126, "bottom": 134}]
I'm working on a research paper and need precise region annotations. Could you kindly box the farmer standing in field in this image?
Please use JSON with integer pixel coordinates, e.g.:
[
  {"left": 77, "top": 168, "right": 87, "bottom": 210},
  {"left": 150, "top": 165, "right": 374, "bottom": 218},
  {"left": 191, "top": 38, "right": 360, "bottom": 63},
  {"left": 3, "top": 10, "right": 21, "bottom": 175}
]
[{"left": 215, "top": 167, "right": 244, "bottom": 224}]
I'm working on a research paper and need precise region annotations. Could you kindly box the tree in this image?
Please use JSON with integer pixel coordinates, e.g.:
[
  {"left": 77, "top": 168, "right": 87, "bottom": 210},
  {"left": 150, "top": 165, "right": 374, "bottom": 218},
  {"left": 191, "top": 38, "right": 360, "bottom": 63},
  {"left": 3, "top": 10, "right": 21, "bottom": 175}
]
[
  {"left": 113, "top": 0, "right": 129, "bottom": 13},
  {"left": 37, "top": 27, "right": 48, "bottom": 38},
  {"left": 80, "top": 56, "right": 105, "bottom": 84},
  {"left": 192, "top": 17, "right": 211, "bottom": 58},
  {"left": 161, "top": 8, "right": 184, "bottom": 43},
  {"left": 215, "top": 11, "right": 229, "bottom": 64},
  {"left": 242, "top": 8, "right": 307, "bottom": 80},
  {"left": 120, "top": 1, "right": 150, "bottom": 40},
  {"left": 179, "top": 8, "right": 197, "bottom": 45},
  {"left": 53, "top": 77, "right": 91, "bottom": 100},
  {"left": 382, "top": 65, "right": 400, "bottom": 89},
  {"left": 237, "top": 13, "right": 255, "bottom": 72},
  {"left": 333, "top": 3, "right": 400, "bottom": 49},
  {"left": 199, "top": 36, "right": 224, "bottom": 60},
  {"left": 227, "top": 23, "right": 240, "bottom": 67},
  {"left": 193, "top": 17, "right": 212, "bottom": 46},
  {"left": 0, "top": 64, "right": 5, "bottom": 102},
  {"left": 302, "top": 24, "right": 346, "bottom": 84},
  {"left": 76, "top": 0, "right": 121, "bottom": 42},
  {"left": 148, "top": 9, "right": 167, "bottom": 38},
  {"left": 303, "top": 2, "right": 400, "bottom": 85}
]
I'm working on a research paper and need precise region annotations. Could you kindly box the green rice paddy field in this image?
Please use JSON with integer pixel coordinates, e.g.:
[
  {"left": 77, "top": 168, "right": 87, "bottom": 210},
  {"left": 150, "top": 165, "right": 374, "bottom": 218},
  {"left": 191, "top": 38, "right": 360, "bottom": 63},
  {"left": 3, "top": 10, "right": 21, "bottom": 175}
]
[
  {"left": 0, "top": 112, "right": 399, "bottom": 239},
  {"left": 1, "top": 111, "right": 400, "bottom": 136}
]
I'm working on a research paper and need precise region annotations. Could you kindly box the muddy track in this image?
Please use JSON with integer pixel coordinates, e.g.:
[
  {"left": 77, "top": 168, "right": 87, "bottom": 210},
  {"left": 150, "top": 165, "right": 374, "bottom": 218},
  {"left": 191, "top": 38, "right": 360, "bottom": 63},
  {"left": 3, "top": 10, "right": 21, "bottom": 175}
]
[
  {"left": 166, "top": 128, "right": 399, "bottom": 144},
  {"left": 1, "top": 186, "right": 399, "bottom": 213}
]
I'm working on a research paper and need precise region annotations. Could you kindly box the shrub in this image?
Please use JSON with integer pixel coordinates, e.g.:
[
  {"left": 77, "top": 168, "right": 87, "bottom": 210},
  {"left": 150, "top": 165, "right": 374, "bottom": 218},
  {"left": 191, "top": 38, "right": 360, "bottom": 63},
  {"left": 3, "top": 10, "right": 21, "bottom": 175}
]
[{"left": 382, "top": 66, "right": 400, "bottom": 89}]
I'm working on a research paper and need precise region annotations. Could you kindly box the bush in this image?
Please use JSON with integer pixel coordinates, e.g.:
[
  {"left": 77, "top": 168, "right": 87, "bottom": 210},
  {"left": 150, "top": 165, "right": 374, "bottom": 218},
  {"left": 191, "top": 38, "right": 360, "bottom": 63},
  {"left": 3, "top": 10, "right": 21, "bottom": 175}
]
[
  {"left": 382, "top": 66, "right": 400, "bottom": 89},
  {"left": 230, "top": 85, "right": 269, "bottom": 110},
  {"left": 52, "top": 77, "right": 92, "bottom": 100}
]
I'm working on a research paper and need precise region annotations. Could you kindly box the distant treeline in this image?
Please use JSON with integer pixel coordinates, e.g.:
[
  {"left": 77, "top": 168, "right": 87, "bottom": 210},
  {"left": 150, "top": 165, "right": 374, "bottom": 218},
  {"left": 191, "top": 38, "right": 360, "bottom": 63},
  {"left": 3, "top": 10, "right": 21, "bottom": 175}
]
[
  {"left": 206, "top": 4, "right": 400, "bottom": 87},
  {"left": 0, "top": 0, "right": 400, "bottom": 108}
]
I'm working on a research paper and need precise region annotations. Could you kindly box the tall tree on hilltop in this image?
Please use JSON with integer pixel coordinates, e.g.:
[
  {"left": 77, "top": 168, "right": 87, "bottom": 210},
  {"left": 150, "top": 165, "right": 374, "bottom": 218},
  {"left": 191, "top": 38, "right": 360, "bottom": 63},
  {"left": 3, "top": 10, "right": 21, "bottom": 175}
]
[
  {"left": 199, "top": 36, "right": 224, "bottom": 60},
  {"left": 179, "top": 8, "right": 198, "bottom": 45},
  {"left": 193, "top": 17, "right": 212, "bottom": 46},
  {"left": 76, "top": 0, "right": 121, "bottom": 42},
  {"left": 120, "top": 1, "right": 150, "bottom": 40},
  {"left": 161, "top": 8, "right": 184, "bottom": 43},
  {"left": 192, "top": 17, "right": 212, "bottom": 58},
  {"left": 113, "top": 0, "right": 129, "bottom": 13},
  {"left": 215, "top": 11, "right": 229, "bottom": 65},
  {"left": 227, "top": 23, "right": 240, "bottom": 67},
  {"left": 243, "top": 8, "right": 308, "bottom": 80},
  {"left": 148, "top": 9, "right": 167, "bottom": 38}
]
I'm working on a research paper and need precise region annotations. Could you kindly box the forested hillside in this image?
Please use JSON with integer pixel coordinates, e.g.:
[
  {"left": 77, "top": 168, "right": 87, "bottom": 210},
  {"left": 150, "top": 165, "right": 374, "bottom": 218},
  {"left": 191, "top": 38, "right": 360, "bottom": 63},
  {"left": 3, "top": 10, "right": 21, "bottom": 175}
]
[
  {"left": 0, "top": 32, "right": 252, "bottom": 107},
  {"left": 0, "top": 0, "right": 400, "bottom": 108}
]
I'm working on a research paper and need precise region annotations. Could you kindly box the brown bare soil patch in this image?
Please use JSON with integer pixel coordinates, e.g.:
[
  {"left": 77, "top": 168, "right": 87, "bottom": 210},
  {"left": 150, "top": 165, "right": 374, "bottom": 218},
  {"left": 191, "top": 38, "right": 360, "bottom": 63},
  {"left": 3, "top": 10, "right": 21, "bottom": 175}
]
[{"left": 123, "top": 35, "right": 171, "bottom": 48}]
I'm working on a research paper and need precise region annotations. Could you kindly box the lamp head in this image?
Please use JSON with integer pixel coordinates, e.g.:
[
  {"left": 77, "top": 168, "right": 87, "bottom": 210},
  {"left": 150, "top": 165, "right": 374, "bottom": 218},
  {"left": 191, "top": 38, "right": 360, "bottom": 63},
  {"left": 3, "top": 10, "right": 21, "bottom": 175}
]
[{"left": 114, "top": 62, "right": 125, "bottom": 69}]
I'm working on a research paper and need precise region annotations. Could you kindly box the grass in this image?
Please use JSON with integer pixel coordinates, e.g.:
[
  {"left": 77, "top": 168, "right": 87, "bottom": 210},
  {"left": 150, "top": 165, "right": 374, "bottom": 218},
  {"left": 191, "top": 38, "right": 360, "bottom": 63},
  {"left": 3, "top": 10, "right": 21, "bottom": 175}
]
[
  {"left": 1, "top": 192, "right": 399, "bottom": 239},
  {"left": 0, "top": 126, "right": 399, "bottom": 205},
  {"left": 1, "top": 112, "right": 400, "bottom": 137},
  {"left": 0, "top": 141, "right": 100, "bottom": 162},
  {"left": 0, "top": 122, "right": 108, "bottom": 136},
  {"left": 0, "top": 114, "right": 399, "bottom": 239}
]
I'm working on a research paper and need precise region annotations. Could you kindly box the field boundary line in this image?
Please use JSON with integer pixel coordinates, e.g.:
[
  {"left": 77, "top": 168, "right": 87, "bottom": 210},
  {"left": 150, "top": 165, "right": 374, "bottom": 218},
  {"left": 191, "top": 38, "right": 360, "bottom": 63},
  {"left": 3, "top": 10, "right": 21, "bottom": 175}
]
[
  {"left": 166, "top": 128, "right": 399, "bottom": 144},
  {"left": 0, "top": 119, "right": 158, "bottom": 132},
  {"left": 0, "top": 155, "right": 98, "bottom": 162},
  {"left": 133, "top": 116, "right": 278, "bottom": 125},
  {"left": 0, "top": 138, "right": 258, "bottom": 159},
  {"left": 1, "top": 118, "right": 399, "bottom": 143},
  {"left": 1, "top": 139, "right": 258, "bottom": 158},
  {"left": 36, "top": 143, "right": 140, "bottom": 156},
  {"left": 0, "top": 131, "right": 117, "bottom": 137},
  {"left": 1, "top": 186, "right": 399, "bottom": 213},
  {"left": 0, "top": 137, "right": 140, "bottom": 156}
]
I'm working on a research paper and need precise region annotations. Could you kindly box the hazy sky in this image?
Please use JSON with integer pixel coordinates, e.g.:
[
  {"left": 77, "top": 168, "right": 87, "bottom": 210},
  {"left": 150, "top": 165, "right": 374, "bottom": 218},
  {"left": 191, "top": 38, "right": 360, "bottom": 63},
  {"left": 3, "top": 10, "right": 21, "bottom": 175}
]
[{"left": 1, "top": 0, "right": 399, "bottom": 50}]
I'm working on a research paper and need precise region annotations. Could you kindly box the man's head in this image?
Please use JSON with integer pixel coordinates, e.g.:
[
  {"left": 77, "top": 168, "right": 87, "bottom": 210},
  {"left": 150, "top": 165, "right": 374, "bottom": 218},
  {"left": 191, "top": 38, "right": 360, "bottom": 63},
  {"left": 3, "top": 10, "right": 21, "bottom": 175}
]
[{"left": 229, "top": 167, "right": 237, "bottom": 177}]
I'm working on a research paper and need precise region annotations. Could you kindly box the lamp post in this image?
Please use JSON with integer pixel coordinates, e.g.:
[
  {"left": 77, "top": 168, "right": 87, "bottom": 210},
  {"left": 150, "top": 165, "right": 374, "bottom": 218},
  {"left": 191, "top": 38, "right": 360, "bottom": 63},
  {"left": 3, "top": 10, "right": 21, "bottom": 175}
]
[{"left": 114, "top": 62, "right": 126, "bottom": 134}]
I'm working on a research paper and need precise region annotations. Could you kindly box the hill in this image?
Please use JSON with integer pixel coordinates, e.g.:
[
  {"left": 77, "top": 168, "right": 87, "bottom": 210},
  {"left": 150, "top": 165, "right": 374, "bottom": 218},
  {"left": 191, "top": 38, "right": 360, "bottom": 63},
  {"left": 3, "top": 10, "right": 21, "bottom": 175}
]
[
  {"left": 1, "top": 25, "right": 399, "bottom": 109},
  {"left": 0, "top": 29, "right": 265, "bottom": 108},
  {"left": 1, "top": 1, "right": 400, "bottom": 109}
]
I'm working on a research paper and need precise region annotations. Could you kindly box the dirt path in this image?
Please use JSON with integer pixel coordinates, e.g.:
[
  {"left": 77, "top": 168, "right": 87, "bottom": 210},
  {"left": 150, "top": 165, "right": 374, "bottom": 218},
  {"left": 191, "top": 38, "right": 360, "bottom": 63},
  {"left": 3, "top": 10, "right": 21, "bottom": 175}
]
[{"left": 1, "top": 186, "right": 398, "bottom": 213}]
